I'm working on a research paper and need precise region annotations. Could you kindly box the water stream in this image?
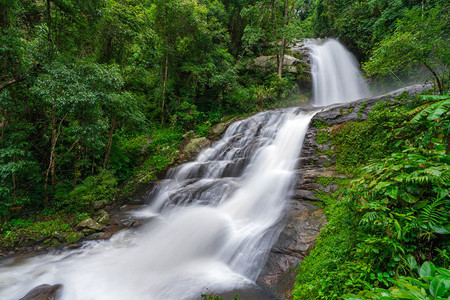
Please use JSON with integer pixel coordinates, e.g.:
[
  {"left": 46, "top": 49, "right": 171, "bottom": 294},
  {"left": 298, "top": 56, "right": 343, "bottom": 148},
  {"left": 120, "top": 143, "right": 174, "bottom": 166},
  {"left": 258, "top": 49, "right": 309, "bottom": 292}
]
[
  {"left": 307, "top": 38, "right": 371, "bottom": 106},
  {"left": 0, "top": 39, "right": 370, "bottom": 300}
]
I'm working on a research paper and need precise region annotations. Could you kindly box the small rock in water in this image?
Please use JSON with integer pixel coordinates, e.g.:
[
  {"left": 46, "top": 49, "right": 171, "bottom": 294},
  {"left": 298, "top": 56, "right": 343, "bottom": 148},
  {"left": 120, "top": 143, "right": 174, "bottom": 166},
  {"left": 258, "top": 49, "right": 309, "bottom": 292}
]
[
  {"left": 130, "top": 220, "right": 143, "bottom": 228},
  {"left": 68, "top": 243, "right": 81, "bottom": 249},
  {"left": 19, "top": 284, "right": 63, "bottom": 300}
]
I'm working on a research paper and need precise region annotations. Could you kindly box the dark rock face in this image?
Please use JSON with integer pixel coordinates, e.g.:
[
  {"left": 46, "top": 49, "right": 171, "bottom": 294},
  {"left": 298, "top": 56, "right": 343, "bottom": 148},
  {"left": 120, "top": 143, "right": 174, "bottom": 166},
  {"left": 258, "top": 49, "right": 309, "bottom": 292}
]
[
  {"left": 19, "top": 284, "right": 62, "bottom": 300},
  {"left": 257, "top": 84, "right": 431, "bottom": 299},
  {"left": 257, "top": 201, "right": 326, "bottom": 300}
]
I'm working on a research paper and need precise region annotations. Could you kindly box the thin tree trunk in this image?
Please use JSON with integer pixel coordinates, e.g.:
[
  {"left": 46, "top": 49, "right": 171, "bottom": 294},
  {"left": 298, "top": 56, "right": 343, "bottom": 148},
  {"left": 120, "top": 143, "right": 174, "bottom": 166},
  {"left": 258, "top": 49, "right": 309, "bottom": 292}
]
[
  {"left": 277, "top": 0, "right": 289, "bottom": 78},
  {"left": 12, "top": 173, "right": 16, "bottom": 198},
  {"left": 161, "top": 51, "right": 169, "bottom": 125},
  {"left": 73, "top": 146, "right": 80, "bottom": 188},
  {"left": 103, "top": 118, "right": 116, "bottom": 169},
  {"left": 44, "top": 107, "right": 66, "bottom": 202},
  {"left": 46, "top": 0, "right": 51, "bottom": 43},
  {"left": 0, "top": 3, "right": 9, "bottom": 29},
  {"left": 44, "top": 107, "right": 56, "bottom": 203},
  {"left": 422, "top": 60, "right": 443, "bottom": 95}
]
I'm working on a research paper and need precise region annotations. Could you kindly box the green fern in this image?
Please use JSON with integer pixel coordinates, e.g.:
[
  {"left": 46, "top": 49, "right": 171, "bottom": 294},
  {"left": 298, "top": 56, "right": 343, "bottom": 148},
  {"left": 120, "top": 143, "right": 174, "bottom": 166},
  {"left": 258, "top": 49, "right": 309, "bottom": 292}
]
[
  {"left": 419, "top": 198, "right": 449, "bottom": 231},
  {"left": 410, "top": 97, "right": 450, "bottom": 124}
]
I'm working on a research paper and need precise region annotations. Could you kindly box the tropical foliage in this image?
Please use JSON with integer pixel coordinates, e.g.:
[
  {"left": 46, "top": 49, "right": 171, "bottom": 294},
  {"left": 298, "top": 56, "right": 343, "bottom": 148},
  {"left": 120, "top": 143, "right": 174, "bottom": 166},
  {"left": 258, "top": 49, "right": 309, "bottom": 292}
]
[{"left": 294, "top": 92, "right": 449, "bottom": 299}]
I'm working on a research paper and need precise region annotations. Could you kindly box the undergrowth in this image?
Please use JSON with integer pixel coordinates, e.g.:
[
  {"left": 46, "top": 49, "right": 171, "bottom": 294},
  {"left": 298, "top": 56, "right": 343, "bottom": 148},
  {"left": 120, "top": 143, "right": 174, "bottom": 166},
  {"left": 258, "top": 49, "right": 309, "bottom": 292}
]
[{"left": 293, "top": 92, "right": 450, "bottom": 299}]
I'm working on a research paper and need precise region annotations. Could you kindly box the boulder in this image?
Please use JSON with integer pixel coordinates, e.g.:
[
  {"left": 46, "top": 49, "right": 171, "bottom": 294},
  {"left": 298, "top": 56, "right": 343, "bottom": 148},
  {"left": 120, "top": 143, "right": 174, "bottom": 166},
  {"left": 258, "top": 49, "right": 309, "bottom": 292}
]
[
  {"left": 180, "top": 137, "right": 211, "bottom": 161},
  {"left": 19, "top": 284, "right": 62, "bottom": 300},
  {"left": 253, "top": 55, "right": 301, "bottom": 73},
  {"left": 254, "top": 56, "right": 276, "bottom": 69},
  {"left": 95, "top": 209, "right": 110, "bottom": 225},
  {"left": 77, "top": 218, "right": 105, "bottom": 231},
  {"left": 209, "top": 117, "right": 240, "bottom": 138}
]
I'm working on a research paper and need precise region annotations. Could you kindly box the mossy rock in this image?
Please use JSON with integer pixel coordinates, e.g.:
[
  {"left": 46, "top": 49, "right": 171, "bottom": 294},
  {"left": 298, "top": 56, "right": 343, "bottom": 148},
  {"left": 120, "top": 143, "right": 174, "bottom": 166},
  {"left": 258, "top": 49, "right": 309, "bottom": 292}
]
[{"left": 65, "top": 232, "right": 85, "bottom": 244}]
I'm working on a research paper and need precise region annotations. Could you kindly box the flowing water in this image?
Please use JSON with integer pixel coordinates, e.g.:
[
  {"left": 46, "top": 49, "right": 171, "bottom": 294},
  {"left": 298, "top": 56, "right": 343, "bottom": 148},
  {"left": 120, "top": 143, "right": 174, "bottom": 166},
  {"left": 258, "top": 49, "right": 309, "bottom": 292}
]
[
  {"left": 307, "top": 38, "right": 371, "bottom": 106},
  {"left": 0, "top": 39, "right": 370, "bottom": 300},
  {"left": 0, "top": 109, "right": 314, "bottom": 300}
]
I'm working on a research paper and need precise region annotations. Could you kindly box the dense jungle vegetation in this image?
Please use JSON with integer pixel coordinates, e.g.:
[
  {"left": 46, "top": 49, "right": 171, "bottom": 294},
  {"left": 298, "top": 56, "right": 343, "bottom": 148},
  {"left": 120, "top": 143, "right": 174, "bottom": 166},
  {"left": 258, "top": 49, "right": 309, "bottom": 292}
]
[{"left": 0, "top": 0, "right": 448, "bottom": 298}]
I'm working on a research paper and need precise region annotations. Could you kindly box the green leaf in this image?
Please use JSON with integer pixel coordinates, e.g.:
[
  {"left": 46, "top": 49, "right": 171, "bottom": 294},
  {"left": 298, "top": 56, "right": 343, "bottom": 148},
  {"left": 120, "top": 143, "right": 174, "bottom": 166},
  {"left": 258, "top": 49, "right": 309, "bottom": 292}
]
[
  {"left": 436, "top": 268, "right": 450, "bottom": 276},
  {"left": 430, "top": 225, "right": 450, "bottom": 235},
  {"left": 419, "top": 261, "right": 436, "bottom": 278},
  {"left": 426, "top": 99, "right": 450, "bottom": 121},
  {"left": 407, "top": 255, "right": 418, "bottom": 271},
  {"left": 429, "top": 275, "right": 450, "bottom": 297},
  {"left": 419, "top": 94, "right": 449, "bottom": 101},
  {"left": 386, "top": 186, "right": 399, "bottom": 200}
]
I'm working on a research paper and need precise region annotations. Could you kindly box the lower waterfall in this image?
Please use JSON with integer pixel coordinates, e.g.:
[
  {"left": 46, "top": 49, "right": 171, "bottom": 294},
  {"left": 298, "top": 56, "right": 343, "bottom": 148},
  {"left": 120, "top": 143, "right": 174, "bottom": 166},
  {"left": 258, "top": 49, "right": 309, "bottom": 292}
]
[{"left": 0, "top": 109, "right": 314, "bottom": 300}]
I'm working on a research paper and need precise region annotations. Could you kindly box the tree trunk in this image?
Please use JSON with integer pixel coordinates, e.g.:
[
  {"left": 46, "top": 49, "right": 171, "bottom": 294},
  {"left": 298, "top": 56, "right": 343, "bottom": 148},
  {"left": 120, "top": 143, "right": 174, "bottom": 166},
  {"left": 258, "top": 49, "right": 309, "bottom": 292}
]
[
  {"left": 73, "top": 146, "right": 80, "bottom": 188},
  {"left": 44, "top": 107, "right": 56, "bottom": 202},
  {"left": 103, "top": 118, "right": 116, "bottom": 169},
  {"left": 0, "top": 2, "right": 9, "bottom": 29},
  {"left": 161, "top": 51, "right": 169, "bottom": 125},
  {"left": 12, "top": 172, "right": 16, "bottom": 198},
  {"left": 46, "top": 0, "right": 51, "bottom": 43},
  {"left": 44, "top": 106, "right": 65, "bottom": 202},
  {"left": 422, "top": 60, "right": 443, "bottom": 95},
  {"left": 277, "top": 0, "right": 289, "bottom": 78}
]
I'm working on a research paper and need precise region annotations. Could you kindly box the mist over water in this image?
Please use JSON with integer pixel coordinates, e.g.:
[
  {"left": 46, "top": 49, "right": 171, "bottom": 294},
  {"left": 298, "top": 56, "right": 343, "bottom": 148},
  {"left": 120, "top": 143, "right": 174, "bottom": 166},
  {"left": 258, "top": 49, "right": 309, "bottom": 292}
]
[
  {"left": 0, "top": 109, "right": 314, "bottom": 300},
  {"left": 307, "top": 38, "right": 371, "bottom": 106}
]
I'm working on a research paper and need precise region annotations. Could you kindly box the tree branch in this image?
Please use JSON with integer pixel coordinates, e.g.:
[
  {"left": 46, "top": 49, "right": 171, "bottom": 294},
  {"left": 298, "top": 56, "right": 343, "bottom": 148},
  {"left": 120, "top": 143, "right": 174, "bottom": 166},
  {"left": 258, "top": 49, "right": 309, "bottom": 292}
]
[{"left": 0, "top": 77, "right": 24, "bottom": 91}]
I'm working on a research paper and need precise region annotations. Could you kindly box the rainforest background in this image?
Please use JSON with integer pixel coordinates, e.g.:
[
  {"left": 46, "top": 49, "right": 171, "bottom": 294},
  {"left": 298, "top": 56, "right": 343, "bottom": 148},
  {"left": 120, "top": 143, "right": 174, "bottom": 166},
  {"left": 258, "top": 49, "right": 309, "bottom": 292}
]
[{"left": 0, "top": 0, "right": 448, "bottom": 298}]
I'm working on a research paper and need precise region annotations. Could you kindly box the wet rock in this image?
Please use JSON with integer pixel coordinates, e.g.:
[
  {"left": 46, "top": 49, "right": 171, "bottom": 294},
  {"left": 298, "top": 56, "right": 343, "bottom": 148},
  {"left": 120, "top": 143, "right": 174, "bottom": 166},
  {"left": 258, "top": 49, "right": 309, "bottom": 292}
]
[
  {"left": 179, "top": 137, "right": 211, "bottom": 161},
  {"left": 209, "top": 122, "right": 229, "bottom": 137},
  {"left": 130, "top": 221, "right": 143, "bottom": 228},
  {"left": 95, "top": 209, "right": 110, "bottom": 225},
  {"left": 294, "top": 189, "right": 318, "bottom": 201},
  {"left": 19, "top": 283, "right": 62, "bottom": 300},
  {"left": 85, "top": 232, "right": 104, "bottom": 240},
  {"left": 257, "top": 201, "right": 326, "bottom": 299},
  {"left": 68, "top": 243, "right": 81, "bottom": 249},
  {"left": 52, "top": 232, "right": 65, "bottom": 243},
  {"left": 77, "top": 218, "right": 105, "bottom": 231},
  {"left": 100, "top": 231, "right": 114, "bottom": 240}
]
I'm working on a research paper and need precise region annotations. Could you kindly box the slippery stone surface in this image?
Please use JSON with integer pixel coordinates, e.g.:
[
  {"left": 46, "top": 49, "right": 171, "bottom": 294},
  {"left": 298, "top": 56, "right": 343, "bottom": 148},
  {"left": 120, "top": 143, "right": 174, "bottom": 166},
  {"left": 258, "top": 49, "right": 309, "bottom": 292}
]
[
  {"left": 19, "top": 284, "right": 62, "bottom": 300},
  {"left": 257, "top": 201, "right": 326, "bottom": 300}
]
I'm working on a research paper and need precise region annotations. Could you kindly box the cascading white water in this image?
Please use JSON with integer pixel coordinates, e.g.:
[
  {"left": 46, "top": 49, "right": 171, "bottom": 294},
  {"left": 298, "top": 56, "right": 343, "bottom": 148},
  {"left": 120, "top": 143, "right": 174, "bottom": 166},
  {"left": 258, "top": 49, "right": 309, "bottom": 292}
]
[
  {"left": 307, "top": 38, "right": 371, "bottom": 106},
  {"left": 0, "top": 109, "right": 314, "bottom": 300},
  {"left": 0, "top": 39, "right": 371, "bottom": 300}
]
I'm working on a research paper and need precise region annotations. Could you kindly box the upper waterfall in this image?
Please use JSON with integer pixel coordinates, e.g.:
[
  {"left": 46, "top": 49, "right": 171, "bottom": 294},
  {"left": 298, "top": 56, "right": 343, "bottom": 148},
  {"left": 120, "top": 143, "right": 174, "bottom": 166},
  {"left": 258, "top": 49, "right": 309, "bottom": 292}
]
[{"left": 307, "top": 39, "right": 371, "bottom": 106}]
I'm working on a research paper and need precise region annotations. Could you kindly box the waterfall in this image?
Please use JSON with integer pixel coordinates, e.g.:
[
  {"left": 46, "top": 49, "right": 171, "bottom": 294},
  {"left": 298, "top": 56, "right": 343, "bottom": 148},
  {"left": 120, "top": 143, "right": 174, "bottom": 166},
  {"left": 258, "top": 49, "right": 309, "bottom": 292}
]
[
  {"left": 0, "top": 109, "right": 314, "bottom": 300},
  {"left": 0, "top": 38, "right": 370, "bottom": 300},
  {"left": 307, "top": 38, "right": 371, "bottom": 106}
]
